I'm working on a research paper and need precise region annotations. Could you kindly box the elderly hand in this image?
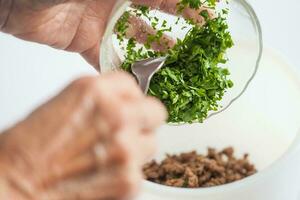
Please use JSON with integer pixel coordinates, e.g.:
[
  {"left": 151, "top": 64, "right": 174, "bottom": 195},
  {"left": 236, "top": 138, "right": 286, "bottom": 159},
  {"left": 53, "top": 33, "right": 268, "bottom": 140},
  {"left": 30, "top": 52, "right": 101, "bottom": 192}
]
[
  {"left": 0, "top": 0, "right": 213, "bottom": 68},
  {"left": 0, "top": 72, "right": 167, "bottom": 200}
]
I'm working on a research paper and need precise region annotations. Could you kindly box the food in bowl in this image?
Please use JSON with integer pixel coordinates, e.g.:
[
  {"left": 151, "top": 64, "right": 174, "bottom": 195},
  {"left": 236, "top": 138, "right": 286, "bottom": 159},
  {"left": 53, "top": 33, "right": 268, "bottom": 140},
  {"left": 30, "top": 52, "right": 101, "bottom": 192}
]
[
  {"left": 143, "top": 147, "right": 257, "bottom": 188},
  {"left": 114, "top": 1, "right": 234, "bottom": 123}
]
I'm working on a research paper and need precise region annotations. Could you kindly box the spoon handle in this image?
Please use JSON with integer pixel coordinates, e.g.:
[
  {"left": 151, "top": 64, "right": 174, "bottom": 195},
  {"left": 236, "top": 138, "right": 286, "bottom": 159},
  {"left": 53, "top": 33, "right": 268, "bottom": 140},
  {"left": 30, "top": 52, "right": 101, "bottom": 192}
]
[{"left": 136, "top": 76, "right": 150, "bottom": 94}]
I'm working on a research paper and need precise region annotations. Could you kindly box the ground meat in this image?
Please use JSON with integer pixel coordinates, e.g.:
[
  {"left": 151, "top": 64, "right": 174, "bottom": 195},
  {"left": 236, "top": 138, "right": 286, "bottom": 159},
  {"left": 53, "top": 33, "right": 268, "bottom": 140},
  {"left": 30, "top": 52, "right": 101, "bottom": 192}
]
[{"left": 142, "top": 147, "right": 257, "bottom": 188}]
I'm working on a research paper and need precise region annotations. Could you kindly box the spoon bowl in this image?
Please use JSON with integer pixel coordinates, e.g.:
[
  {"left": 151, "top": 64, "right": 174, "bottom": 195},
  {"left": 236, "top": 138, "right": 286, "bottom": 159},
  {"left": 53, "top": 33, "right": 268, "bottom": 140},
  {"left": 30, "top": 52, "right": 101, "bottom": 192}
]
[{"left": 131, "top": 57, "right": 166, "bottom": 94}]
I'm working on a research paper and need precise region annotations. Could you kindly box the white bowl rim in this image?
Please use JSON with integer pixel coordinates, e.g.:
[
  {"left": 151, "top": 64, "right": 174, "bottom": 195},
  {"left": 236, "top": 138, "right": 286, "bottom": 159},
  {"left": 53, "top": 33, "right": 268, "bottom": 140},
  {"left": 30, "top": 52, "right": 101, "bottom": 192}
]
[{"left": 142, "top": 47, "right": 300, "bottom": 195}]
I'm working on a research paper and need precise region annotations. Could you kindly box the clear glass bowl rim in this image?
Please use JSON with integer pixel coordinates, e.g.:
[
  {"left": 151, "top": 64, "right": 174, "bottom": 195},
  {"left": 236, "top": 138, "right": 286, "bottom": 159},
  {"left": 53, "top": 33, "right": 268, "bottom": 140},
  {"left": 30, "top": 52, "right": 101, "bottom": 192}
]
[{"left": 99, "top": 0, "right": 263, "bottom": 123}]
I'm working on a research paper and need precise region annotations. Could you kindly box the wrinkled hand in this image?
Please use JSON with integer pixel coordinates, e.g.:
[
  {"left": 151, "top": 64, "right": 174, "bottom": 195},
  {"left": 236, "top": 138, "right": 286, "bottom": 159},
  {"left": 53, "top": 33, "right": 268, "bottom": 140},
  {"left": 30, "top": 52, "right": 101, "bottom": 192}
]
[
  {"left": 0, "top": 72, "right": 167, "bottom": 200},
  {"left": 1, "top": 0, "right": 213, "bottom": 68}
]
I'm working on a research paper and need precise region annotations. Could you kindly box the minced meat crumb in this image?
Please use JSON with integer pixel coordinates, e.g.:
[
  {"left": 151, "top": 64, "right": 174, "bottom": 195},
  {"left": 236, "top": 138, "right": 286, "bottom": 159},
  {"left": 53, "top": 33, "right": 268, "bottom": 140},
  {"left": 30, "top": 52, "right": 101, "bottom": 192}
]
[{"left": 142, "top": 147, "right": 257, "bottom": 188}]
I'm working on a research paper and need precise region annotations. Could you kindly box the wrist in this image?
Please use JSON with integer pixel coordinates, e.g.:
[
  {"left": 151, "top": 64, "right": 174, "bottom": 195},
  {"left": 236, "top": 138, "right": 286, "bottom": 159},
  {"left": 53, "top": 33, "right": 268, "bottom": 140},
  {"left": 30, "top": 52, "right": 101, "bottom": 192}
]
[{"left": 0, "top": 0, "right": 13, "bottom": 31}]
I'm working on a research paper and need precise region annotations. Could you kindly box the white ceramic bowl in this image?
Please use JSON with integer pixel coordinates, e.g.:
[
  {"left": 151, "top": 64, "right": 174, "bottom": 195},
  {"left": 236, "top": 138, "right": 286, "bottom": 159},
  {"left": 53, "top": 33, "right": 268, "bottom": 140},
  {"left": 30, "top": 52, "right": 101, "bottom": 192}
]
[{"left": 137, "top": 47, "right": 300, "bottom": 200}]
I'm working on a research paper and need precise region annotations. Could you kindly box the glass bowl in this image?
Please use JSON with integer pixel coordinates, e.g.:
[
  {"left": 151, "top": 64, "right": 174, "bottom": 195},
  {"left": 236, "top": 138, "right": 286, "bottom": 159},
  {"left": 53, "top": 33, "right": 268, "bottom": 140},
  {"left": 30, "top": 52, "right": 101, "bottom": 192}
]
[
  {"left": 99, "top": 1, "right": 300, "bottom": 199},
  {"left": 99, "top": 0, "right": 263, "bottom": 120}
]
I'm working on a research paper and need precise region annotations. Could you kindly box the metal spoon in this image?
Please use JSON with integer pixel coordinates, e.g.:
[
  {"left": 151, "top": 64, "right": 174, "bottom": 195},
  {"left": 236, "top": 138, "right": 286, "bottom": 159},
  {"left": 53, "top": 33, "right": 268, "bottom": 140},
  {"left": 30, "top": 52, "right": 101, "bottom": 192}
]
[{"left": 131, "top": 57, "right": 167, "bottom": 94}]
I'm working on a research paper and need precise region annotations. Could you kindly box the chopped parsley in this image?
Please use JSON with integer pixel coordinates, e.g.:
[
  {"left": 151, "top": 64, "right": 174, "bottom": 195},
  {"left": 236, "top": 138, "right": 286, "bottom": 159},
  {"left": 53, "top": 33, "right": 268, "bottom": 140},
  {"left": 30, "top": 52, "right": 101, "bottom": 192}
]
[
  {"left": 115, "top": 1, "right": 234, "bottom": 123},
  {"left": 177, "top": 0, "right": 217, "bottom": 12}
]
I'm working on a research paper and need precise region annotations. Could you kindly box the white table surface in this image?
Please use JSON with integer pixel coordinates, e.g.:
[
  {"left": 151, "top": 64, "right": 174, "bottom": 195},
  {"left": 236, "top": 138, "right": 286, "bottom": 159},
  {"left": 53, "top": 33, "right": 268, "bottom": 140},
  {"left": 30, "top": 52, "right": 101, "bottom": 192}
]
[
  {"left": 0, "top": 2, "right": 300, "bottom": 197},
  {"left": 0, "top": 0, "right": 299, "bottom": 130}
]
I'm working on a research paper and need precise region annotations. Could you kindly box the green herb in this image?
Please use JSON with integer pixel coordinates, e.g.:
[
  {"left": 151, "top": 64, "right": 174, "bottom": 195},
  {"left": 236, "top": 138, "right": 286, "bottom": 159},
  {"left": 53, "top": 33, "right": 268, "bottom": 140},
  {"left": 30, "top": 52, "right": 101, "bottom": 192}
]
[
  {"left": 115, "top": 11, "right": 130, "bottom": 42},
  {"left": 133, "top": 5, "right": 150, "bottom": 18},
  {"left": 177, "top": 0, "right": 217, "bottom": 13},
  {"left": 115, "top": 2, "right": 234, "bottom": 123}
]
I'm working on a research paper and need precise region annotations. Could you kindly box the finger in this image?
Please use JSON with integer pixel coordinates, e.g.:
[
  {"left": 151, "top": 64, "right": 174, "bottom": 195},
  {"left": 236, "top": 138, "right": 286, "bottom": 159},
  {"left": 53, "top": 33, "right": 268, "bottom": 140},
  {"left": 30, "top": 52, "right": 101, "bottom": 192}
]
[
  {"left": 112, "top": 103, "right": 159, "bottom": 163},
  {"left": 42, "top": 114, "right": 159, "bottom": 191},
  {"left": 98, "top": 71, "right": 141, "bottom": 99},
  {"left": 43, "top": 142, "right": 127, "bottom": 185},
  {"left": 136, "top": 97, "right": 168, "bottom": 132},
  {"left": 81, "top": 43, "right": 100, "bottom": 70},
  {"left": 182, "top": 6, "right": 216, "bottom": 25},
  {"left": 49, "top": 120, "right": 101, "bottom": 164},
  {"left": 111, "top": 96, "right": 167, "bottom": 134},
  {"left": 67, "top": 0, "right": 117, "bottom": 65},
  {"left": 136, "top": 131, "right": 158, "bottom": 164},
  {"left": 113, "top": 126, "right": 149, "bottom": 166},
  {"left": 43, "top": 122, "right": 110, "bottom": 183},
  {"left": 132, "top": 0, "right": 216, "bottom": 24},
  {"left": 132, "top": 0, "right": 164, "bottom": 9},
  {"left": 95, "top": 72, "right": 144, "bottom": 128},
  {"left": 125, "top": 16, "right": 176, "bottom": 52},
  {"left": 42, "top": 73, "right": 140, "bottom": 164},
  {"left": 92, "top": 127, "right": 150, "bottom": 168},
  {"left": 40, "top": 151, "right": 97, "bottom": 187},
  {"left": 41, "top": 164, "right": 142, "bottom": 200},
  {"left": 41, "top": 133, "right": 140, "bottom": 188},
  {"left": 43, "top": 111, "right": 113, "bottom": 167},
  {"left": 80, "top": 1, "right": 214, "bottom": 68},
  {"left": 26, "top": 77, "right": 107, "bottom": 165}
]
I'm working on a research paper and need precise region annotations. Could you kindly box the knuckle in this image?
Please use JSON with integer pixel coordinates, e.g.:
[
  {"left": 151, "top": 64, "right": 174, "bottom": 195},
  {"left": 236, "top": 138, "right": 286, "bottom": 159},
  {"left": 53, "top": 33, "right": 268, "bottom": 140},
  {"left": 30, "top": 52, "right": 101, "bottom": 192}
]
[
  {"left": 98, "top": 72, "right": 140, "bottom": 96},
  {"left": 146, "top": 96, "right": 163, "bottom": 106},
  {"left": 146, "top": 97, "right": 168, "bottom": 117},
  {"left": 107, "top": 139, "right": 134, "bottom": 166},
  {"left": 70, "top": 76, "right": 99, "bottom": 96},
  {"left": 110, "top": 71, "right": 137, "bottom": 86},
  {"left": 118, "top": 173, "right": 140, "bottom": 198},
  {"left": 119, "top": 105, "right": 131, "bottom": 120},
  {"left": 118, "top": 103, "right": 137, "bottom": 124},
  {"left": 118, "top": 143, "right": 134, "bottom": 165}
]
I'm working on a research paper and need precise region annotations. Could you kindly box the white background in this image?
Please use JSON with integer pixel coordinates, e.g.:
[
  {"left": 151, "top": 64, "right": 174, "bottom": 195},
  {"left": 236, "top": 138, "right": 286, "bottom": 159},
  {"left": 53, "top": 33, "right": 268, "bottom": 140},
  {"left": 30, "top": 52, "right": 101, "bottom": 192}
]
[{"left": 0, "top": 0, "right": 300, "bottom": 130}]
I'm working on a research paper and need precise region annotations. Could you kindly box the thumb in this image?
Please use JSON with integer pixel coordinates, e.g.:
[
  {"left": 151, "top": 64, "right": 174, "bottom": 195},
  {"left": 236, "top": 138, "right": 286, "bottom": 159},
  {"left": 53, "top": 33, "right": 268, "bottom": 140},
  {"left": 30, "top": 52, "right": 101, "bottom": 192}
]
[{"left": 81, "top": 43, "right": 101, "bottom": 71}]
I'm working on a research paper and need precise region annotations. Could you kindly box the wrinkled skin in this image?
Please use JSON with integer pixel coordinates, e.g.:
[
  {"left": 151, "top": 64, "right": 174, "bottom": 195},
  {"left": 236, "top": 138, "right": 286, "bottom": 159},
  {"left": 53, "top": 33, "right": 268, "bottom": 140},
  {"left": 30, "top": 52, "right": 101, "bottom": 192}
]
[
  {"left": 2, "top": 0, "right": 213, "bottom": 68},
  {"left": 0, "top": 0, "right": 213, "bottom": 199},
  {"left": 0, "top": 72, "right": 167, "bottom": 199},
  {"left": 2, "top": 0, "right": 118, "bottom": 67}
]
